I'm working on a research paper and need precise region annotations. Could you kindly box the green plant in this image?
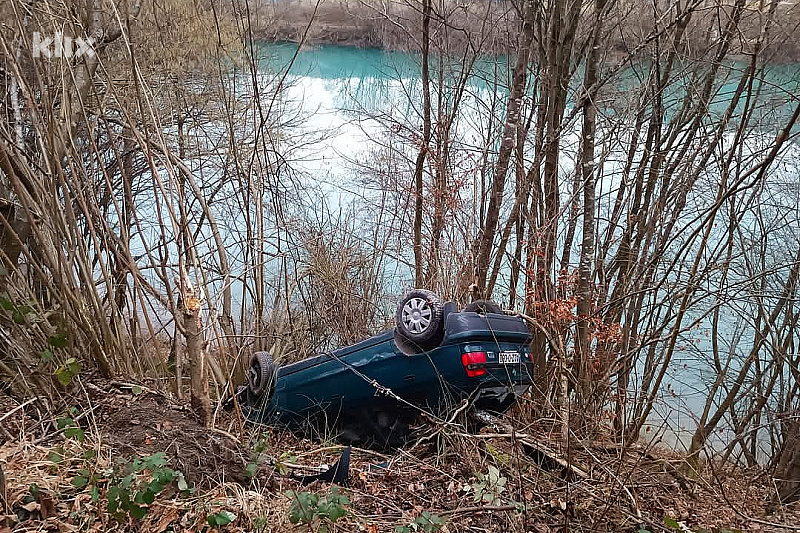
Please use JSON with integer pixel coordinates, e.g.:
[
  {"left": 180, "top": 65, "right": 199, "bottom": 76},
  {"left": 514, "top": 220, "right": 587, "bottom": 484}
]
[
  {"left": 207, "top": 510, "right": 237, "bottom": 528},
  {"left": 55, "top": 358, "right": 80, "bottom": 387},
  {"left": 103, "top": 452, "right": 189, "bottom": 521},
  {"left": 0, "top": 293, "right": 74, "bottom": 382},
  {"left": 394, "top": 511, "right": 447, "bottom": 533},
  {"left": 286, "top": 486, "right": 350, "bottom": 532},
  {"left": 275, "top": 450, "right": 298, "bottom": 475},
  {"left": 58, "top": 408, "right": 85, "bottom": 442},
  {"left": 245, "top": 432, "right": 270, "bottom": 477},
  {"left": 662, "top": 517, "right": 742, "bottom": 533},
  {"left": 472, "top": 465, "right": 507, "bottom": 505},
  {"left": 0, "top": 294, "right": 38, "bottom": 324},
  {"left": 252, "top": 516, "right": 269, "bottom": 532}
]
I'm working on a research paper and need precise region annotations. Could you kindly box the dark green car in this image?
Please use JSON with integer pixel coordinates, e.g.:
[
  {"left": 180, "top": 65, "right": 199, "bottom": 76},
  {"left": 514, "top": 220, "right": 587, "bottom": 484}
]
[{"left": 239, "top": 290, "right": 534, "bottom": 445}]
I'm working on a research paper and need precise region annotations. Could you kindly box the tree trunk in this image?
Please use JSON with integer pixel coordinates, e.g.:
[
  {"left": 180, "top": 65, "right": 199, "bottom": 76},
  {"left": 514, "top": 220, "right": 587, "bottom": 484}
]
[
  {"left": 474, "top": 0, "right": 534, "bottom": 293},
  {"left": 412, "top": 0, "right": 431, "bottom": 287},
  {"left": 183, "top": 284, "right": 211, "bottom": 426},
  {"left": 575, "top": 0, "right": 608, "bottom": 405}
]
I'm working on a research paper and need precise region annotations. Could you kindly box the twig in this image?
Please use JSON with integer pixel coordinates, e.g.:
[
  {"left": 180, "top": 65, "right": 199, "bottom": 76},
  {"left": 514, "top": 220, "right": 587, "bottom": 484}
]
[
  {"left": 440, "top": 504, "right": 519, "bottom": 515},
  {"left": 0, "top": 397, "right": 37, "bottom": 425},
  {"left": 0, "top": 462, "right": 7, "bottom": 519},
  {"left": 208, "top": 427, "right": 241, "bottom": 443},
  {"left": 408, "top": 398, "right": 473, "bottom": 451},
  {"left": 110, "top": 380, "right": 161, "bottom": 396},
  {"left": 466, "top": 412, "right": 590, "bottom": 479},
  {"left": 706, "top": 456, "right": 800, "bottom": 531},
  {"left": 298, "top": 445, "right": 390, "bottom": 461}
]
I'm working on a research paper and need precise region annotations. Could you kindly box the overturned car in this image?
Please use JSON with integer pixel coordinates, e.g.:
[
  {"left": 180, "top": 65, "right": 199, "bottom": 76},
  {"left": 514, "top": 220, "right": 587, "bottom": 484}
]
[{"left": 235, "top": 289, "right": 535, "bottom": 446}]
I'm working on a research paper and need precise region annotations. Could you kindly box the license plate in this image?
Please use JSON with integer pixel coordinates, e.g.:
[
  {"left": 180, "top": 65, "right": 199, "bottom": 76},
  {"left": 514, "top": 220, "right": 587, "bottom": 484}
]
[{"left": 499, "top": 351, "right": 520, "bottom": 364}]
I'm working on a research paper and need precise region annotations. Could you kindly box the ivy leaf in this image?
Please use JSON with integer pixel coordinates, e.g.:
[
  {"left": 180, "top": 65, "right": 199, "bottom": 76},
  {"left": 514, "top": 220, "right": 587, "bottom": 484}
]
[
  {"left": 325, "top": 502, "right": 346, "bottom": 521},
  {"left": 48, "top": 451, "right": 63, "bottom": 464},
  {"left": 144, "top": 452, "right": 167, "bottom": 469},
  {"left": 107, "top": 486, "right": 120, "bottom": 513},
  {"left": 288, "top": 491, "right": 318, "bottom": 524},
  {"left": 11, "top": 308, "right": 26, "bottom": 323},
  {"left": 47, "top": 333, "right": 69, "bottom": 348},
  {"left": 72, "top": 476, "right": 88, "bottom": 489},
  {"left": 141, "top": 490, "right": 156, "bottom": 505},
  {"left": 129, "top": 504, "right": 148, "bottom": 520},
  {"left": 64, "top": 426, "right": 85, "bottom": 441},
  {"left": 55, "top": 358, "right": 80, "bottom": 387},
  {"left": 0, "top": 295, "right": 14, "bottom": 311},
  {"left": 207, "top": 511, "right": 237, "bottom": 526}
]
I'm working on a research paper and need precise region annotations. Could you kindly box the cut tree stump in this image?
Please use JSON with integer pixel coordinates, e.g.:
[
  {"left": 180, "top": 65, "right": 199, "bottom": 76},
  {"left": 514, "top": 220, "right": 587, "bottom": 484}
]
[{"left": 183, "top": 282, "right": 211, "bottom": 427}]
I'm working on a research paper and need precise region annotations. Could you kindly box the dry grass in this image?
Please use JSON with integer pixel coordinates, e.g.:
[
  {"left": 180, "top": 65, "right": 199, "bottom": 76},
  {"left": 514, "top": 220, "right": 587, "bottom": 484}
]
[{"left": 2, "top": 383, "right": 800, "bottom": 533}]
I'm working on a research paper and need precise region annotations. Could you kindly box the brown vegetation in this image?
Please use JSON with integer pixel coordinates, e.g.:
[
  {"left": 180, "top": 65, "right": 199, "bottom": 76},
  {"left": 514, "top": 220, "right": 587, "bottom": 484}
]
[
  {"left": 2, "top": 0, "right": 800, "bottom": 530},
  {"left": 3, "top": 382, "right": 800, "bottom": 532}
]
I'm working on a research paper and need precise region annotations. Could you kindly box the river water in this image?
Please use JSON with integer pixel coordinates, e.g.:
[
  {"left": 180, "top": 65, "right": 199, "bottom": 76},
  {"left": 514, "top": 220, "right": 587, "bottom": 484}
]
[{"left": 136, "top": 43, "right": 799, "bottom": 458}]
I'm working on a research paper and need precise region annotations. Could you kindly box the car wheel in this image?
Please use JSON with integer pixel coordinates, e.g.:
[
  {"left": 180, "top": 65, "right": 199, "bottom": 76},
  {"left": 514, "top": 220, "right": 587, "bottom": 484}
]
[
  {"left": 464, "top": 299, "right": 503, "bottom": 314},
  {"left": 248, "top": 351, "right": 276, "bottom": 400},
  {"left": 395, "top": 289, "right": 444, "bottom": 351}
]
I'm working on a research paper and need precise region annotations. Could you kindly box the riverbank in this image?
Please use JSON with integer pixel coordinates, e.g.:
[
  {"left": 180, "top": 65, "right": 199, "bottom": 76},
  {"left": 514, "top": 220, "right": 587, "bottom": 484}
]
[
  {"left": 248, "top": 0, "right": 517, "bottom": 53},
  {"left": 248, "top": 0, "right": 800, "bottom": 62},
  {"left": 2, "top": 379, "right": 799, "bottom": 532}
]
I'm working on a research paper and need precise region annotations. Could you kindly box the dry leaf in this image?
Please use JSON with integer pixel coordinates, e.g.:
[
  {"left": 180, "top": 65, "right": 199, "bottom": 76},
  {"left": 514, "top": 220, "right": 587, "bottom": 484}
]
[
  {"left": 38, "top": 494, "right": 56, "bottom": 518},
  {"left": 549, "top": 498, "right": 566, "bottom": 511},
  {"left": 21, "top": 501, "right": 40, "bottom": 512},
  {"left": 153, "top": 507, "right": 179, "bottom": 533}
]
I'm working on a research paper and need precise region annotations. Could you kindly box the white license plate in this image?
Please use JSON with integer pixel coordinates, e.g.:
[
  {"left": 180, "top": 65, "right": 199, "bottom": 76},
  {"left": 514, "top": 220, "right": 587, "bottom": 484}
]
[{"left": 498, "top": 351, "right": 520, "bottom": 364}]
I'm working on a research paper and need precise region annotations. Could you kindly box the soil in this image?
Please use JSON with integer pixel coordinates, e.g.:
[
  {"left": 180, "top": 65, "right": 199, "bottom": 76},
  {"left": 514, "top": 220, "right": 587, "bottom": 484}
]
[{"left": 87, "top": 385, "right": 250, "bottom": 487}]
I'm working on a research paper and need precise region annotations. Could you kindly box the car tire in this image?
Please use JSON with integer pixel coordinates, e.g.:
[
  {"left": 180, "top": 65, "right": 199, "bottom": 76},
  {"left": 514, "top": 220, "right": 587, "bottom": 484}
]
[
  {"left": 248, "top": 351, "right": 276, "bottom": 400},
  {"left": 464, "top": 299, "right": 503, "bottom": 315},
  {"left": 395, "top": 289, "right": 444, "bottom": 351}
]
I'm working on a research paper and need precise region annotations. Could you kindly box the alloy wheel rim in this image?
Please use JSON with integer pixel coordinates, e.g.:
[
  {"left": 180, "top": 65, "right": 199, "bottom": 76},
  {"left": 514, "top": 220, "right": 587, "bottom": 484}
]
[{"left": 401, "top": 297, "right": 432, "bottom": 334}]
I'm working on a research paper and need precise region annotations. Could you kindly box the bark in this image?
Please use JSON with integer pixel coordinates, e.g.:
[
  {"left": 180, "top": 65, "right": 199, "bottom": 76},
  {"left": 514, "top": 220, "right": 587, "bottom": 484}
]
[
  {"left": 183, "top": 283, "right": 211, "bottom": 426},
  {"left": 474, "top": 0, "right": 534, "bottom": 293},
  {"left": 412, "top": 0, "right": 431, "bottom": 287},
  {"left": 486, "top": 95, "right": 538, "bottom": 298},
  {"left": 575, "top": 0, "right": 608, "bottom": 404}
]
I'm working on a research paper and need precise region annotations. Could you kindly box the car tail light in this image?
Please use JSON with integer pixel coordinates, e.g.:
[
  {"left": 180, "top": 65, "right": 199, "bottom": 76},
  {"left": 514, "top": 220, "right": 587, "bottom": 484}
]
[{"left": 461, "top": 351, "right": 487, "bottom": 377}]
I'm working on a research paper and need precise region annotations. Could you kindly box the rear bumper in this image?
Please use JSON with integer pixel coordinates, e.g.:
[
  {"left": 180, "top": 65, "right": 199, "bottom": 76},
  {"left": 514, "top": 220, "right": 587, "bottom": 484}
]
[
  {"left": 473, "top": 383, "right": 529, "bottom": 412},
  {"left": 477, "top": 384, "right": 530, "bottom": 402}
]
